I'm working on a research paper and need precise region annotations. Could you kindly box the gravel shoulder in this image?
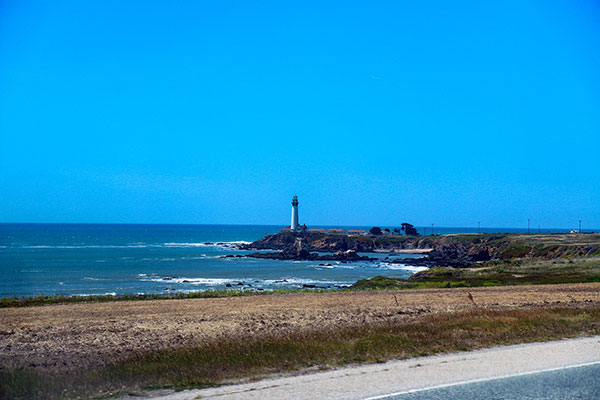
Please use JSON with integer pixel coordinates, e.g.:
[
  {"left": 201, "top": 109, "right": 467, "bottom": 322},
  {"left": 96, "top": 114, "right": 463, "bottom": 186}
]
[{"left": 145, "top": 335, "right": 600, "bottom": 400}]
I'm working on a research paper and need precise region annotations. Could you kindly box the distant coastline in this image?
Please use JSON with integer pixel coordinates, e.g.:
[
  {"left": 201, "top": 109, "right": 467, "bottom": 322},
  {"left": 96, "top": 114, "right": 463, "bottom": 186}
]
[{"left": 0, "top": 222, "right": 595, "bottom": 234}]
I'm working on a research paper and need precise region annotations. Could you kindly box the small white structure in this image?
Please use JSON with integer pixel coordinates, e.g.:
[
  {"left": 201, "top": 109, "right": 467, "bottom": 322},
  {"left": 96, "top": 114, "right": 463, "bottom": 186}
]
[
  {"left": 348, "top": 229, "right": 366, "bottom": 236},
  {"left": 291, "top": 195, "right": 299, "bottom": 231}
]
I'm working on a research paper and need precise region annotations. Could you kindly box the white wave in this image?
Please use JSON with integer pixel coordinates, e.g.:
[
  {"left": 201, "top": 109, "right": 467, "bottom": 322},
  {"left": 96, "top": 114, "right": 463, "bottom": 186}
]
[
  {"left": 192, "top": 255, "right": 221, "bottom": 259},
  {"left": 16, "top": 245, "right": 58, "bottom": 249},
  {"left": 163, "top": 242, "right": 210, "bottom": 247},
  {"left": 163, "top": 241, "right": 251, "bottom": 249},
  {"left": 309, "top": 263, "right": 361, "bottom": 270},
  {"left": 14, "top": 244, "right": 155, "bottom": 249},
  {"left": 140, "top": 276, "right": 348, "bottom": 287},
  {"left": 12, "top": 241, "right": 252, "bottom": 250},
  {"left": 144, "top": 277, "right": 236, "bottom": 285},
  {"left": 74, "top": 292, "right": 117, "bottom": 297},
  {"left": 307, "top": 262, "right": 428, "bottom": 273},
  {"left": 378, "top": 263, "right": 429, "bottom": 272},
  {"left": 262, "top": 278, "right": 347, "bottom": 286}
]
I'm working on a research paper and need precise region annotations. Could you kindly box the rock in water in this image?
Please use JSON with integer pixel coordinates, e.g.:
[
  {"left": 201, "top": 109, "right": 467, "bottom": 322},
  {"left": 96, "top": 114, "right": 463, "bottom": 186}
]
[{"left": 291, "top": 237, "right": 311, "bottom": 258}]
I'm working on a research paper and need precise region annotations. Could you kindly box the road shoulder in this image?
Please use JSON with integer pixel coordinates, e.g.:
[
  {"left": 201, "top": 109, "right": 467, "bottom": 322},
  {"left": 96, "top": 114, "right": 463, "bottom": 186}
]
[{"left": 129, "top": 335, "right": 600, "bottom": 400}]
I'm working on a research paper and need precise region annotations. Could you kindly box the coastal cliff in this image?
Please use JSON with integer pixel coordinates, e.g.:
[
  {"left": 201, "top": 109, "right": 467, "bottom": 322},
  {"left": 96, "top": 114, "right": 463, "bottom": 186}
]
[
  {"left": 242, "top": 232, "right": 600, "bottom": 267},
  {"left": 242, "top": 232, "right": 433, "bottom": 252}
]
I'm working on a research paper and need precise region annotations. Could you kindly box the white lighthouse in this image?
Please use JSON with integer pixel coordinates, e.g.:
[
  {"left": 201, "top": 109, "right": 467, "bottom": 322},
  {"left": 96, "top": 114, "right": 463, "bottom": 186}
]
[{"left": 291, "top": 194, "right": 299, "bottom": 231}]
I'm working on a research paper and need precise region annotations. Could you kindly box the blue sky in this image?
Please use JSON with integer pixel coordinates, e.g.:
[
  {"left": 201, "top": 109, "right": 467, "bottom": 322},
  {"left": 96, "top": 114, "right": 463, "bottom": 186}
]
[{"left": 1, "top": 0, "right": 599, "bottom": 229}]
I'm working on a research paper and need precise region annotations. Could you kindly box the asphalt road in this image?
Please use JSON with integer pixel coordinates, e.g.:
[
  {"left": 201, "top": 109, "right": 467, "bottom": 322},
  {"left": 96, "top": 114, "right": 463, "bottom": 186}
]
[
  {"left": 378, "top": 363, "right": 600, "bottom": 400},
  {"left": 129, "top": 336, "right": 600, "bottom": 400}
]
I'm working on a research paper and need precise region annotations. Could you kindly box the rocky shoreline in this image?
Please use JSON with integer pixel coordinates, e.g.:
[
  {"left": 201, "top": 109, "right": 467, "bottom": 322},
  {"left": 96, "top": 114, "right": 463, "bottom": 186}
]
[
  {"left": 236, "top": 232, "right": 600, "bottom": 268},
  {"left": 231, "top": 234, "right": 476, "bottom": 267},
  {"left": 232, "top": 235, "right": 378, "bottom": 263},
  {"left": 225, "top": 250, "right": 375, "bottom": 262},
  {"left": 234, "top": 235, "right": 448, "bottom": 267},
  {"left": 236, "top": 232, "right": 491, "bottom": 267}
]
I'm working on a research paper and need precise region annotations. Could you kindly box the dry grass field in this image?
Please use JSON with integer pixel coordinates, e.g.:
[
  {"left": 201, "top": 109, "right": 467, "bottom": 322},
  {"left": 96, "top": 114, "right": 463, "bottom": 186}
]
[{"left": 2, "top": 283, "right": 599, "bottom": 372}]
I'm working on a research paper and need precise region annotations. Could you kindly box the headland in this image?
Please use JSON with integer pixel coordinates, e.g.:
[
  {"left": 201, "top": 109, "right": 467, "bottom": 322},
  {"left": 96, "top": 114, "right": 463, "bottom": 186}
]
[{"left": 239, "top": 231, "right": 600, "bottom": 267}]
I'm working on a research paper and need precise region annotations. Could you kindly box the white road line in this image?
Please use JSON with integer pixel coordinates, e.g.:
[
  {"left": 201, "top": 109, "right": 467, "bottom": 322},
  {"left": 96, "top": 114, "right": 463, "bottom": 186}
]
[{"left": 363, "top": 360, "right": 600, "bottom": 400}]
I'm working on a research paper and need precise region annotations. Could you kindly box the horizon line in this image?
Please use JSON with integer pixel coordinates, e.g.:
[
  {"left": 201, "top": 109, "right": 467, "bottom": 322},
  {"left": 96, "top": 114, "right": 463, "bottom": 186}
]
[{"left": 0, "top": 221, "right": 596, "bottom": 231}]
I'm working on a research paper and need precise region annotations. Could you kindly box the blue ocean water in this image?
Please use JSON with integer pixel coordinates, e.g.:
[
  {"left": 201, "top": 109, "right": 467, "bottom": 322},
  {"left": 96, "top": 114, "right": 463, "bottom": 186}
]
[{"left": 0, "top": 223, "right": 584, "bottom": 298}]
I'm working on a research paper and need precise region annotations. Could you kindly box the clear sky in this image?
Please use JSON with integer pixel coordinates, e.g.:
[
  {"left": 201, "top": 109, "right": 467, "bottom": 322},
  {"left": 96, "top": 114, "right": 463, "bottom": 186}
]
[{"left": 1, "top": 0, "right": 599, "bottom": 229}]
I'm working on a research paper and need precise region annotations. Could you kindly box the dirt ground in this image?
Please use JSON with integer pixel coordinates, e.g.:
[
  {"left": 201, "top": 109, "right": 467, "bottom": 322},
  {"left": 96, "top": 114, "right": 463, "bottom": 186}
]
[{"left": 1, "top": 283, "right": 599, "bottom": 372}]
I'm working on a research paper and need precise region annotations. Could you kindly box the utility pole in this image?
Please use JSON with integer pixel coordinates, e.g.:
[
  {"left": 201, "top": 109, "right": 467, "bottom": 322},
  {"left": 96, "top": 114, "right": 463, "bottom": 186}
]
[
  {"left": 528, "top": 219, "right": 530, "bottom": 234},
  {"left": 579, "top": 220, "right": 582, "bottom": 233},
  {"left": 478, "top": 221, "right": 481, "bottom": 234}
]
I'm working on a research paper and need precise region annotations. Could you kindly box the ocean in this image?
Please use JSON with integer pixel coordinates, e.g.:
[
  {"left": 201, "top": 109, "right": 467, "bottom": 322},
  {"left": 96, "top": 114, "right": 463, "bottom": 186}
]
[{"left": 0, "top": 223, "right": 582, "bottom": 298}]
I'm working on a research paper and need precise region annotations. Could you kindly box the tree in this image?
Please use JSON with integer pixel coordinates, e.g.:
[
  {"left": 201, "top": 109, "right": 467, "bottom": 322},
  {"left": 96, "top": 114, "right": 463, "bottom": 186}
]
[
  {"left": 368, "top": 226, "right": 383, "bottom": 236},
  {"left": 393, "top": 228, "right": 401, "bottom": 235},
  {"left": 401, "top": 222, "right": 420, "bottom": 236}
]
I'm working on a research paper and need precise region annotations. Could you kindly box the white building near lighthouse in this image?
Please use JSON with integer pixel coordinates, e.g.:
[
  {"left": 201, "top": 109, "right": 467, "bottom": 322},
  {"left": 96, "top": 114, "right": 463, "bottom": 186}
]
[{"left": 291, "top": 194, "right": 299, "bottom": 231}]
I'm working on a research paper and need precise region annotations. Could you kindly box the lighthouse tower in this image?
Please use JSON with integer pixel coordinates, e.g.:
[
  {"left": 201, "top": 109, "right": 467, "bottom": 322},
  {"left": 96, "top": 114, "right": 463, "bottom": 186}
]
[{"left": 291, "top": 195, "right": 299, "bottom": 231}]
